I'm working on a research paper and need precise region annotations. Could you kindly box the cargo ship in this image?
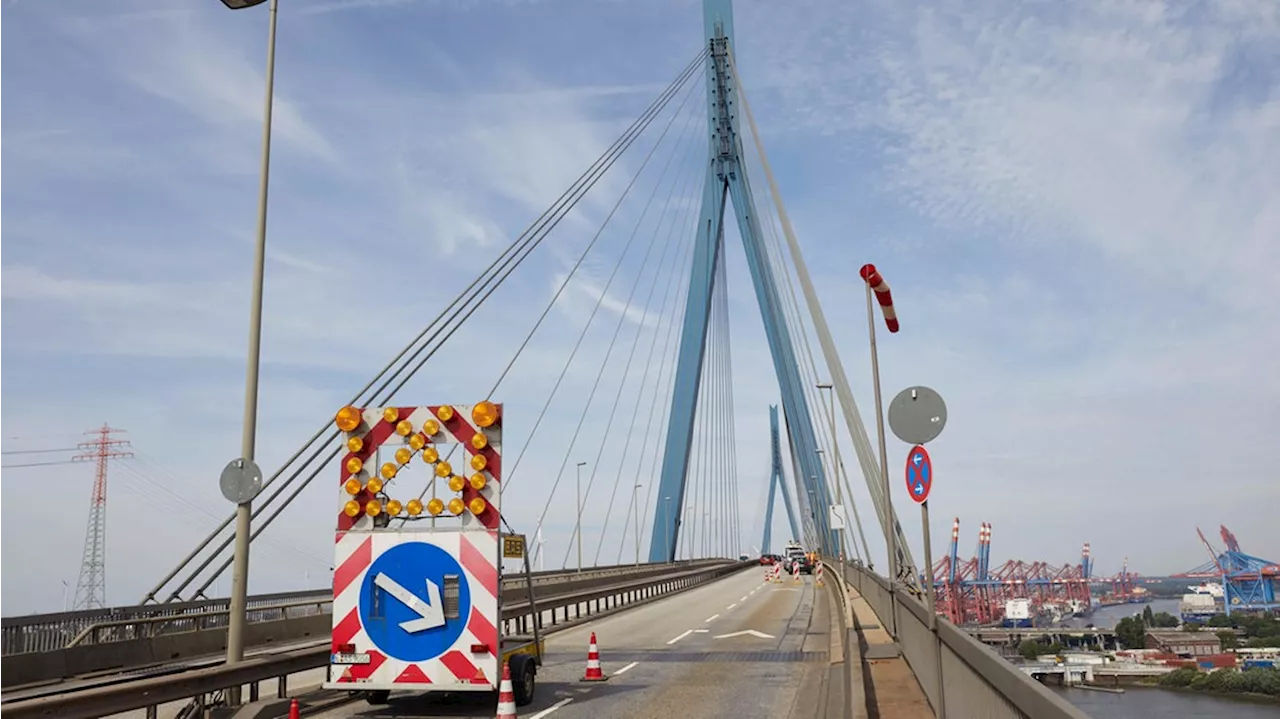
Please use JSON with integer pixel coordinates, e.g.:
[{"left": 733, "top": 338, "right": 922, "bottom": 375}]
[
  {"left": 1178, "top": 582, "right": 1224, "bottom": 624},
  {"left": 1002, "top": 598, "right": 1033, "bottom": 628}
]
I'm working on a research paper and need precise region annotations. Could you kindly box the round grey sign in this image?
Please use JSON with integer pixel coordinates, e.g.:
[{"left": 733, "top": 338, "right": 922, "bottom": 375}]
[
  {"left": 219, "top": 457, "right": 263, "bottom": 504},
  {"left": 888, "top": 386, "right": 947, "bottom": 445}
]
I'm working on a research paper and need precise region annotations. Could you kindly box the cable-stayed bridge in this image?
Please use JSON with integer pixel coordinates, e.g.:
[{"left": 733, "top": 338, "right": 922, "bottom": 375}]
[{"left": 0, "top": 2, "right": 1093, "bottom": 718}]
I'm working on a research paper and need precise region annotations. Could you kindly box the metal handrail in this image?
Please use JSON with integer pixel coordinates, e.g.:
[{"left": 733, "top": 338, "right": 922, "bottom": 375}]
[
  {"left": 64, "top": 598, "right": 331, "bottom": 648},
  {"left": 3, "top": 560, "right": 723, "bottom": 657},
  {"left": 1, "top": 561, "right": 751, "bottom": 719}
]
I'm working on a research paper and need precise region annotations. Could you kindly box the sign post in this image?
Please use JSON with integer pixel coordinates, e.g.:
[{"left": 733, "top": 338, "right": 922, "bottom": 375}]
[{"left": 890, "top": 386, "right": 948, "bottom": 719}]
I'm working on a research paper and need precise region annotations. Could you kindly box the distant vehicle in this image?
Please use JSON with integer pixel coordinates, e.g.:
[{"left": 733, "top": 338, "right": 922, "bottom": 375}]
[
  {"left": 782, "top": 542, "right": 812, "bottom": 575},
  {"left": 738, "top": 554, "right": 750, "bottom": 561},
  {"left": 759, "top": 554, "right": 782, "bottom": 565},
  {"left": 794, "top": 554, "right": 814, "bottom": 575}
]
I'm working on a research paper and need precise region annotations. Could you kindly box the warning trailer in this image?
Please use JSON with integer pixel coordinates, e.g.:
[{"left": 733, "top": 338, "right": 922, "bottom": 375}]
[{"left": 323, "top": 401, "right": 543, "bottom": 706}]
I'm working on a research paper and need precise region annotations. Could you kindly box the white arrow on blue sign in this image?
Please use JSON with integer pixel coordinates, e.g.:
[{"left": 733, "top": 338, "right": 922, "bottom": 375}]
[{"left": 904, "top": 444, "right": 933, "bottom": 504}]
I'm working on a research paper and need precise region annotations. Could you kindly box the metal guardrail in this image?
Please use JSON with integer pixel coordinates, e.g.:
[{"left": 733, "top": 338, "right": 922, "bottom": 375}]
[
  {"left": 63, "top": 599, "right": 330, "bottom": 648},
  {"left": 2, "top": 560, "right": 718, "bottom": 657},
  {"left": 1, "top": 560, "right": 727, "bottom": 689},
  {"left": 1, "top": 560, "right": 750, "bottom": 719},
  {"left": 2, "top": 590, "right": 330, "bottom": 656},
  {"left": 837, "top": 562, "right": 1091, "bottom": 719}
]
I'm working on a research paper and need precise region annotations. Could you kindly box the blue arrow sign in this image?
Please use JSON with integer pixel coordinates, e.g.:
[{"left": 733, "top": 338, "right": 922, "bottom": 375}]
[
  {"left": 904, "top": 445, "right": 932, "bottom": 504},
  {"left": 359, "top": 541, "right": 472, "bottom": 662}
]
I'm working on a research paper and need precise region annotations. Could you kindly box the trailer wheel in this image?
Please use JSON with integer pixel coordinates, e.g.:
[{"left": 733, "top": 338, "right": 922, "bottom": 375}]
[
  {"left": 364, "top": 689, "right": 390, "bottom": 705},
  {"left": 510, "top": 654, "right": 536, "bottom": 706}
]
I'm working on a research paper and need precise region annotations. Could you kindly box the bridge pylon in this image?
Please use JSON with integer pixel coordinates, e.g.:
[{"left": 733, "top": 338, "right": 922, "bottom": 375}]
[
  {"left": 649, "top": 0, "right": 838, "bottom": 562},
  {"left": 760, "top": 405, "right": 801, "bottom": 554}
]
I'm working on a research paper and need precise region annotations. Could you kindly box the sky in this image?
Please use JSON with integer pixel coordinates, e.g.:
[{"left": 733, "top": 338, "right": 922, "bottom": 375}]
[{"left": 2, "top": 0, "right": 1277, "bottom": 616}]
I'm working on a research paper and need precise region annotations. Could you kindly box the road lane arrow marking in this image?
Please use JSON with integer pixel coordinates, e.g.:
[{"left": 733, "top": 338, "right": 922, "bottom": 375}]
[
  {"left": 374, "top": 572, "right": 445, "bottom": 633},
  {"left": 713, "top": 630, "right": 775, "bottom": 639}
]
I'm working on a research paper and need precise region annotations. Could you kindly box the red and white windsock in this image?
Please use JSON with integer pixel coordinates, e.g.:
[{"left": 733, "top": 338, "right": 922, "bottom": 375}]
[{"left": 858, "top": 264, "right": 900, "bottom": 333}]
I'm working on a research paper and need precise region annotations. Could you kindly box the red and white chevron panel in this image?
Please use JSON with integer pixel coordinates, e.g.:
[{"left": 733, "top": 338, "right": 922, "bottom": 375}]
[{"left": 326, "top": 529, "right": 500, "bottom": 689}]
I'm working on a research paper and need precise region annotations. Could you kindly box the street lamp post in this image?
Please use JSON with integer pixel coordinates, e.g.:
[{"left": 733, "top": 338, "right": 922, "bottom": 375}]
[
  {"left": 685, "top": 503, "right": 696, "bottom": 560},
  {"left": 632, "top": 483, "right": 642, "bottom": 566},
  {"left": 663, "top": 496, "right": 671, "bottom": 562},
  {"left": 818, "top": 382, "right": 853, "bottom": 572},
  {"left": 218, "top": 0, "right": 278, "bottom": 704},
  {"left": 576, "top": 462, "right": 586, "bottom": 573},
  {"left": 861, "top": 266, "right": 900, "bottom": 640}
]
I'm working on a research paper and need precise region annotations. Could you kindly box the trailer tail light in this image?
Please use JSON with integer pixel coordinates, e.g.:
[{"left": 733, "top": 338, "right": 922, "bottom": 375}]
[
  {"left": 337, "top": 643, "right": 355, "bottom": 654},
  {"left": 470, "top": 643, "right": 490, "bottom": 654}
]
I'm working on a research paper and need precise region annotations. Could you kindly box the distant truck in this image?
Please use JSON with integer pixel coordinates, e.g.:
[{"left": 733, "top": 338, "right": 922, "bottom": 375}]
[{"left": 783, "top": 542, "right": 813, "bottom": 575}]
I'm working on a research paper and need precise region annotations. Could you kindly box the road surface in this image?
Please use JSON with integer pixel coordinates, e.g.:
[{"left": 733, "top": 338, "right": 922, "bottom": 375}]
[{"left": 311, "top": 566, "right": 832, "bottom": 718}]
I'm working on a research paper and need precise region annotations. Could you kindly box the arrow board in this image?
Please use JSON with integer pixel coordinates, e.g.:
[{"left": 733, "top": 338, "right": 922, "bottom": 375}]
[
  {"left": 373, "top": 573, "right": 445, "bottom": 632},
  {"left": 904, "top": 445, "right": 933, "bottom": 504},
  {"left": 358, "top": 541, "right": 472, "bottom": 663}
]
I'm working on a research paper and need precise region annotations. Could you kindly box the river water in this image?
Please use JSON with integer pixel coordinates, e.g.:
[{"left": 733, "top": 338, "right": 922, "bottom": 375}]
[
  {"left": 1053, "top": 685, "right": 1280, "bottom": 718},
  {"left": 1048, "top": 598, "right": 1279, "bottom": 716}
]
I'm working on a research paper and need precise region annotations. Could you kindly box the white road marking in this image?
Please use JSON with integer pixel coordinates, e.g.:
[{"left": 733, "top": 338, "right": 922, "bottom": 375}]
[
  {"left": 705, "top": 614, "right": 720, "bottom": 622},
  {"left": 727, "top": 603, "right": 738, "bottom": 609},
  {"left": 694, "top": 629, "right": 709, "bottom": 633},
  {"left": 740, "top": 595, "right": 749, "bottom": 601},
  {"left": 714, "top": 629, "right": 776, "bottom": 639},
  {"left": 614, "top": 661, "right": 639, "bottom": 675},
  {"left": 529, "top": 698, "right": 574, "bottom": 719},
  {"left": 667, "top": 629, "right": 694, "bottom": 645}
]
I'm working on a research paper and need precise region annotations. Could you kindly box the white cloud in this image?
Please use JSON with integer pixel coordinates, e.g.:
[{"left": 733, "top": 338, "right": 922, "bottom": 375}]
[{"left": 3, "top": 0, "right": 1276, "bottom": 615}]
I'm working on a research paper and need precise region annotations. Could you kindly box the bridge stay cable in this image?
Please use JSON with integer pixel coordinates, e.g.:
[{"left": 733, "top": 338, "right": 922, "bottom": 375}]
[
  {"left": 732, "top": 54, "right": 875, "bottom": 567},
  {"left": 741, "top": 129, "right": 872, "bottom": 565},
  {"left": 613, "top": 228, "right": 697, "bottom": 564},
  {"left": 725, "top": 47, "right": 919, "bottom": 578},
  {"left": 732, "top": 50, "right": 879, "bottom": 564},
  {"left": 717, "top": 242, "right": 742, "bottom": 555},
  {"left": 182, "top": 50, "right": 709, "bottom": 597},
  {"left": 597, "top": 205, "right": 699, "bottom": 566},
  {"left": 587, "top": 128, "right": 708, "bottom": 566},
  {"left": 550, "top": 98, "right": 707, "bottom": 569},
  {"left": 144, "top": 47, "right": 710, "bottom": 602},
  {"left": 488, "top": 67, "right": 701, "bottom": 506}
]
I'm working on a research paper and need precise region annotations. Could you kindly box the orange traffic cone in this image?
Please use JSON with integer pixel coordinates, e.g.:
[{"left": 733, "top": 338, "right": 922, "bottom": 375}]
[
  {"left": 580, "top": 632, "right": 609, "bottom": 682},
  {"left": 495, "top": 662, "right": 517, "bottom": 718},
  {"left": 288, "top": 698, "right": 300, "bottom": 719}
]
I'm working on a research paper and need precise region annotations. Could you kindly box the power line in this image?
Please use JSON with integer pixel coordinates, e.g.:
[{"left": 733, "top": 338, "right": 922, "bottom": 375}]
[
  {"left": 1, "top": 447, "right": 78, "bottom": 455},
  {"left": 1, "top": 459, "right": 79, "bottom": 469}
]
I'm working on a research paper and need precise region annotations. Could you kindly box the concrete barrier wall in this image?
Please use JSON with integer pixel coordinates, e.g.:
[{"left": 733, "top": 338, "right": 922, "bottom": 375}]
[{"left": 840, "top": 563, "right": 1091, "bottom": 719}]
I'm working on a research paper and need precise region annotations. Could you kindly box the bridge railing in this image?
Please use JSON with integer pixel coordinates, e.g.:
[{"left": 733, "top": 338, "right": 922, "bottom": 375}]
[
  {"left": 0, "top": 560, "right": 752, "bottom": 719},
  {"left": 838, "top": 562, "right": 1092, "bottom": 719},
  {"left": 1, "top": 589, "right": 330, "bottom": 656},
  {"left": 1, "top": 559, "right": 708, "bottom": 658}
]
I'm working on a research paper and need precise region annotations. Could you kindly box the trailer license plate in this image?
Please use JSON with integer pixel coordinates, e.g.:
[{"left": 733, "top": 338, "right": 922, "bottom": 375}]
[{"left": 332, "top": 653, "right": 371, "bottom": 665}]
